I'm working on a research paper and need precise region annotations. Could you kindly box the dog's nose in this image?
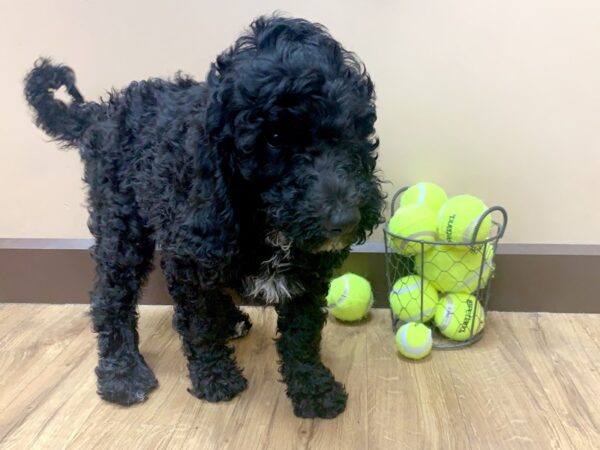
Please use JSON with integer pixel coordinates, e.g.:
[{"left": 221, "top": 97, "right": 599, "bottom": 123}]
[{"left": 326, "top": 208, "right": 360, "bottom": 235}]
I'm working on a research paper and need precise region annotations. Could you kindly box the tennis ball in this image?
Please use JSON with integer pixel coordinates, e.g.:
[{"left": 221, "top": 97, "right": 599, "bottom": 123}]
[
  {"left": 414, "top": 245, "right": 494, "bottom": 293},
  {"left": 395, "top": 322, "right": 433, "bottom": 360},
  {"left": 400, "top": 182, "right": 448, "bottom": 213},
  {"left": 434, "top": 293, "right": 485, "bottom": 341},
  {"left": 389, "top": 275, "right": 439, "bottom": 322},
  {"left": 438, "top": 195, "right": 492, "bottom": 243},
  {"left": 387, "top": 205, "right": 438, "bottom": 255},
  {"left": 326, "top": 273, "right": 373, "bottom": 321}
]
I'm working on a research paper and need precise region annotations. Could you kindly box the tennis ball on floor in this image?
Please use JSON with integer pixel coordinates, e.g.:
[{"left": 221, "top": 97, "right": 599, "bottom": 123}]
[
  {"left": 414, "top": 245, "right": 494, "bottom": 293},
  {"left": 400, "top": 182, "right": 448, "bottom": 213},
  {"left": 395, "top": 322, "right": 433, "bottom": 360},
  {"left": 434, "top": 293, "right": 485, "bottom": 341},
  {"left": 438, "top": 195, "right": 492, "bottom": 243},
  {"left": 326, "top": 273, "right": 373, "bottom": 321},
  {"left": 389, "top": 275, "right": 439, "bottom": 322},
  {"left": 387, "top": 205, "right": 438, "bottom": 255}
]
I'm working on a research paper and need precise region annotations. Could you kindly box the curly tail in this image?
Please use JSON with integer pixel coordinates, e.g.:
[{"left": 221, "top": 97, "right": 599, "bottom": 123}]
[{"left": 24, "top": 58, "right": 91, "bottom": 144}]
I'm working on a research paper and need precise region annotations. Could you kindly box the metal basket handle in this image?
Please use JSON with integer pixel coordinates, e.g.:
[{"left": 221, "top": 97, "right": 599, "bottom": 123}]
[
  {"left": 390, "top": 187, "right": 509, "bottom": 243},
  {"left": 472, "top": 205, "right": 508, "bottom": 243},
  {"left": 390, "top": 187, "right": 409, "bottom": 216}
]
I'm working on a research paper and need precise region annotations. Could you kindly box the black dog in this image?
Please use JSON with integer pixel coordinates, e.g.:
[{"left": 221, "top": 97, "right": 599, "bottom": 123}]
[{"left": 24, "top": 15, "right": 384, "bottom": 419}]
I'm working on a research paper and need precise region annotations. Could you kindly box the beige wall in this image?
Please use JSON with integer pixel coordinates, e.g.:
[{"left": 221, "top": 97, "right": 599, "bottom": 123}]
[{"left": 1, "top": 0, "right": 599, "bottom": 244}]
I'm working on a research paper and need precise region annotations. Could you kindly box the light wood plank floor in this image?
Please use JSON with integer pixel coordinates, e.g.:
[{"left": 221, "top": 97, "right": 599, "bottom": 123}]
[{"left": 0, "top": 304, "right": 599, "bottom": 449}]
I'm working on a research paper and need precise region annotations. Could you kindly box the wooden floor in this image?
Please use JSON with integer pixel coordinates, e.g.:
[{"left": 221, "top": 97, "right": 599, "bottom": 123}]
[{"left": 0, "top": 305, "right": 599, "bottom": 450}]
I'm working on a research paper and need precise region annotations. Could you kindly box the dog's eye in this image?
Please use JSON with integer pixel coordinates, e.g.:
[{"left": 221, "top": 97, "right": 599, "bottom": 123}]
[{"left": 268, "top": 132, "right": 282, "bottom": 146}]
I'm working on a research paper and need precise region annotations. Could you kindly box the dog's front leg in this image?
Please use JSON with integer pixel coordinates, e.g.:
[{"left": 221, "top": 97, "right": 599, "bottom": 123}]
[
  {"left": 275, "top": 291, "right": 348, "bottom": 419},
  {"left": 161, "top": 254, "right": 247, "bottom": 402}
]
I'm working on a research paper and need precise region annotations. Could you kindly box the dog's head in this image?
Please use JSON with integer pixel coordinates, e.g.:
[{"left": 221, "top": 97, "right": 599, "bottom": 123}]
[{"left": 205, "top": 15, "right": 384, "bottom": 252}]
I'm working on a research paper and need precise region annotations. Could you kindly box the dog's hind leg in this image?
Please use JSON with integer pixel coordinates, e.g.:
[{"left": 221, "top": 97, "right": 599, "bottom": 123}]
[
  {"left": 161, "top": 254, "right": 248, "bottom": 402},
  {"left": 89, "top": 200, "right": 158, "bottom": 406}
]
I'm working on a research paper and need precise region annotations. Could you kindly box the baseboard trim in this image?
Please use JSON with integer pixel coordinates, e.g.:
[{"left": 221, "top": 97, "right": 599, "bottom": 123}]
[
  {"left": 1, "top": 239, "right": 599, "bottom": 313},
  {"left": 2, "top": 238, "right": 600, "bottom": 255},
  {"left": 0, "top": 238, "right": 94, "bottom": 250},
  {"left": 353, "top": 242, "right": 600, "bottom": 256}
]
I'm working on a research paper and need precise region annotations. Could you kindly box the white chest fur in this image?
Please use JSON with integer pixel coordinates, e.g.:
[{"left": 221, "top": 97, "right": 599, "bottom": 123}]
[{"left": 242, "top": 232, "right": 303, "bottom": 304}]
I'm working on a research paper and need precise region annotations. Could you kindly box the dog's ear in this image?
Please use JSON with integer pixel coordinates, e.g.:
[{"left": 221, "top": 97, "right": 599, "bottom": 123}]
[
  {"left": 205, "top": 80, "right": 262, "bottom": 181},
  {"left": 204, "top": 16, "right": 316, "bottom": 182},
  {"left": 204, "top": 62, "right": 241, "bottom": 173},
  {"left": 206, "top": 65, "right": 280, "bottom": 182}
]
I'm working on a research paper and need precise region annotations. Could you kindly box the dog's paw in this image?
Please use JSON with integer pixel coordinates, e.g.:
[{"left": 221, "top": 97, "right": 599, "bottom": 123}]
[
  {"left": 291, "top": 379, "right": 347, "bottom": 419},
  {"left": 285, "top": 364, "right": 348, "bottom": 419},
  {"left": 96, "top": 356, "right": 158, "bottom": 406},
  {"left": 188, "top": 355, "right": 247, "bottom": 402}
]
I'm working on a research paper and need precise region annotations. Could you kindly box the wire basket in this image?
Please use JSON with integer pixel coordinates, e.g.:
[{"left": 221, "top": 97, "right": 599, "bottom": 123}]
[{"left": 384, "top": 187, "right": 508, "bottom": 349}]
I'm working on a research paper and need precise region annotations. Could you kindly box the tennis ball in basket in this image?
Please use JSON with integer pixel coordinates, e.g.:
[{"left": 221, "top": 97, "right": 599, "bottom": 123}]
[
  {"left": 414, "top": 245, "right": 494, "bottom": 293},
  {"left": 326, "top": 273, "right": 373, "bottom": 321},
  {"left": 438, "top": 195, "right": 492, "bottom": 243},
  {"left": 400, "top": 182, "right": 448, "bottom": 213},
  {"left": 389, "top": 275, "right": 439, "bottom": 322},
  {"left": 388, "top": 205, "right": 438, "bottom": 255},
  {"left": 395, "top": 322, "right": 433, "bottom": 360},
  {"left": 434, "top": 293, "right": 485, "bottom": 341}
]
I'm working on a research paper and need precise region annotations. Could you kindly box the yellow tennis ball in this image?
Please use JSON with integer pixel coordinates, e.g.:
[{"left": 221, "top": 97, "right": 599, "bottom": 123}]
[
  {"left": 387, "top": 205, "right": 438, "bottom": 255},
  {"left": 400, "top": 182, "right": 448, "bottom": 213},
  {"left": 395, "top": 322, "right": 433, "bottom": 360},
  {"left": 326, "top": 273, "right": 373, "bottom": 321},
  {"left": 389, "top": 275, "right": 439, "bottom": 322},
  {"left": 434, "top": 293, "right": 485, "bottom": 341},
  {"left": 414, "top": 245, "right": 494, "bottom": 293},
  {"left": 438, "top": 195, "right": 492, "bottom": 243}
]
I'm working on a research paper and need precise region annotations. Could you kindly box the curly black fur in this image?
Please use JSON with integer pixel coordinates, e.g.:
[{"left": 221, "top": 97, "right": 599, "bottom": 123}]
[{"left": 24, "top": 15, "right": 384, "bottom": 418}]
